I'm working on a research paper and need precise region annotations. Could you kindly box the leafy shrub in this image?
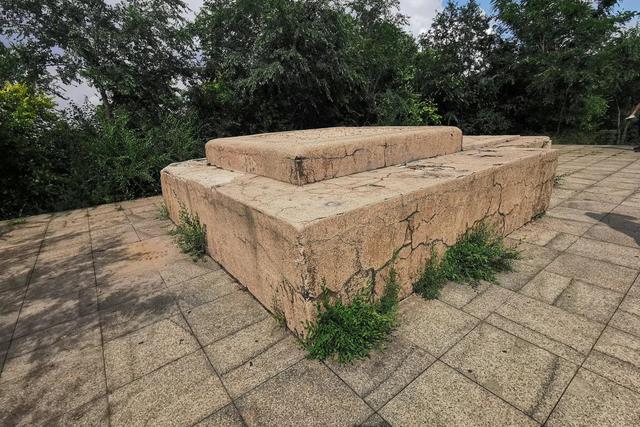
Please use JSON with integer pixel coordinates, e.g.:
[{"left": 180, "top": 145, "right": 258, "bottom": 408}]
[
  {"left": 303, "top": 269, "right": 400, "bottom": 364},
  {"left": 0, "top": 82, "right": 71, "bottom": 218},
  {"left": 76, "top": 110, "right": 202, "bottom": 206},
  {"left": 170, "top": 203, "right": 207, "bottom": 260},
  {"left": 414, "top": 223, "right": 519, "bottom": 299}
]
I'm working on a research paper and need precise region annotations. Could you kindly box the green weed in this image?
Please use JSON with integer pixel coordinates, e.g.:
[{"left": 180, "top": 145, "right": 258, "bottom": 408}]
[
  {"left": 532, "top": 211, "right": 546, "bottom": 220},
  {"left": 553, "top": 174, "right": 567, "bottom": 186},
  {"left": 271, "top": 297, "right": 287, "bottom": 327},
  {"left": 414, "top": 223, "right": 520, "bottom": 299},
  {"left": 413, "top": 248, "right": 447, "bottom": 299},
  {"left": 7, "top": 217, "right": 27, "bottom": 227},
  {"left": 158, "top": 202, "right": 170, "bottom": 220},
  {"left": 170, "top": 203, "right": 207, "bottom": 260},
  {"left": 302, "top": 270, "right": 400, "bottom": 364}
]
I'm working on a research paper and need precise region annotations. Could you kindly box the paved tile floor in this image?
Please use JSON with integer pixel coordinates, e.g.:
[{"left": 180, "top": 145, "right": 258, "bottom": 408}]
[{"left": 2, "top": 145, "right": 640, "bottom": 426}]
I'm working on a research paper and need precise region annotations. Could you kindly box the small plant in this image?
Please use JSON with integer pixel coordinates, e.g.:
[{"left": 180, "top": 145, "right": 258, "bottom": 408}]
[
  {"left": 271, "top": 298, "right": 287, "bottom": 327},
  {"left": 553, "top": 174, "right": 567, "bottom": 186},
  {"left": 413, "top": 248, "right": 447, "bottom": 299},
  {"left": 7, "top": 217, "right": 27, "bottom": 227},
  {"left": 414, "top": 223, "right": 520, "bottom": 299},
  {"left": 158, "top": 202, "right": 170, "bottom": 220},
  {"left": 532, "top": 211, "right": 546, "bottom": 220},
  {"left": 170, "top": 203, "right": 207, "bottom": 260},
  {"left": 302, "top": 270, "right": 400, "bottom": 364}
]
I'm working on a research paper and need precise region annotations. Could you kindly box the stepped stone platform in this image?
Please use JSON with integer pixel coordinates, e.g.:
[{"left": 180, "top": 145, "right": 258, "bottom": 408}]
[
  {"left": 206, "top": 126, "right": 462, "bottom": 185},
  {"left": 162, "top": 128, "right": 557, "bottom": 334}
]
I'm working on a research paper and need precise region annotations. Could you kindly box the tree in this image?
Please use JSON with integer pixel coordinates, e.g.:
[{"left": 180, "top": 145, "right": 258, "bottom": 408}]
[
  {"left": 347, "top": 0, "right": 439, "bottom": 125},
  {"left": 415, "top": 0, "right": 505, "bottom": 133},
  {"left": 194, "top": 0, "right": 367, "bottom": 136},
  {"left": 1, "top": 0, "right": 195, "bottom": 123},
  {"left": 0, "top": 82, "right": 70, "bottom": 217},
  {"left": 492, "top": 0, "right": 636, "bottom": 134}
]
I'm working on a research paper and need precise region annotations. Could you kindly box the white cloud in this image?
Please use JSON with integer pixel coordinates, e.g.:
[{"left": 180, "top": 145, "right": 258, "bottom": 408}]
[{"left": 399, "top": 0, "right": 443, "bottom": 37}]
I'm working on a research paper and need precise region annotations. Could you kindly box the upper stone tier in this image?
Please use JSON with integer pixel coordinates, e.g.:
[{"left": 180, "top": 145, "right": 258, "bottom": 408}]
[{"left": 205, "top": 126, "right": 462, "bottom": 185}]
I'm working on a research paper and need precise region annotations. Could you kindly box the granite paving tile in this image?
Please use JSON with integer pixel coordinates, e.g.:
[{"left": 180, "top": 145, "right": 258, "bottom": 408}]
[
  {"left": 442, "top": 322, "right": 578, "bottom": 422},
  {"left": 104, "top": 315, "right": 200, "bottom": 391},
  {"left": 396, "top": 296, "right": 479, "bottom": 357},
  {"left": 545, "top": 252, "right": 638, "bottom": 293},
  {"left": 108, "top": 351, "right": 230, "bottom": 427},
  {"left": 554, "top": 280, "right": 623, "bottom": 323},
  {"left": 327, "top": 334, "right": 436, "bottom": 410},
  {"left": 0, "top": 344, "right": 106, "bottom": 425},
  {"left": 171, "top": 270, "right": 241, "bottom": 311},
  {"left": 567, "top": 237, "right": 640, "bottom": 269},
  {"left": 195, "top": 404, "right": 244, "bottom": 426},
  {"left": 546, "top": 368, "right": 640, "bottom": 426},
  {"left": 583, "top": 326, "right": 640, "bottom": 393},
  {"left": 235, "top": 359, "right": 372, "bottom": 427},
  {"left": 380, "top": 361, "right": 537, "bottom": 426},
  {"left": 221, "top": 335, "right": 306, "bottom": 398},
  {"left": 609, "top": 294, "right": 640, "bottom": 337},
  {"left": 184, "top": 290, "right": 269, "bottom": 346},
  {"left": 488, "top": 293, "right": 604, "bottom": 364},
  {"left": 204, "top": 316, "right": 289, "bottom": 375}
]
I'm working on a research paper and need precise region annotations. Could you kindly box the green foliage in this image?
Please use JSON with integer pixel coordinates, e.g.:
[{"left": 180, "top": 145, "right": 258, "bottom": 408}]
[
  {"left": 158, "top": 203, "right": 170, "bottom": 220},
  {"left": 2, "top": 0, "right": 640, "bottom": 220},
  {"left": 415, "top": 0, "right": 506, "bottom": 134},
  {"left": 303, "top": 269, "right": 400, "bottom": 364},
  {"left": 441, "top": 223, "right": 519, "bottom": 285},
  {"left": 170, "top": 203, "right": 207, "bottom": 260},
  {"left": 554, "top": 174, "right": 567, "bottom": 186},
  {"left": 414, "top": 223, "right": 519, "bottom": 299},
  {"left": 492, "top": 0, "right": 636, "bottom": 134},
  {"left": 0, "top": 98, "right": 202, "bottom": 220},
  {"left": 413, "top": 248, "right": 448, "bottom": 300},
  {"left": 77, "top": 111, "right": 202, "bottom": 205},
  {"left": 0, "top": 82, "right": 67, "bottom": 218},
  {"left": 1, "top": 0, "right": 195, "bottom": 123}
]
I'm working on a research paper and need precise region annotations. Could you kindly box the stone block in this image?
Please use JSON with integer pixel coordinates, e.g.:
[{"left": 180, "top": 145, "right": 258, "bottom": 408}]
[
  {"left": 162, "top": 141, "right": 557, "bottom": 334},
  {"left": 206, "top": 126, "right": 462, "bottom": 185}
]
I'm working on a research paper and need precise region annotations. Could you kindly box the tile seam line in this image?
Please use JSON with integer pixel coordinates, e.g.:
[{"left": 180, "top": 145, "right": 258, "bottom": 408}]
[
  {"left": 540, "top": 263, "right": 640, "bottom": 425},
  {"left": 380, "top": 320, "right": 540, "bottom": 424},
  {"left": 119, "top": 202, "right": 144, "bottom": 242},
  {"left": 105, "top": 346, "right": 202, "bottom": 395},
  {"left": 322, "top": 358, "right": 382, "bottom": 418},
  {"left": 157, "top": 269, "right": 250, "bottom": 427},
  {"left": 0, "top": 212, "right": 52, "bottom": 380},
  {"left": 435, "top": 294, "right": 591, "bottom": 366},
  {"left": 88, "top": 209, "right": 114, "bottom": 427},
  {"left": 215, "top": 333, "right": 292, "bottom": 377},
  {"left": 215, "top": 355, "right": 307, "bottom": 416},
  {"left": 554, "top": 157, "right": 640, "bottom": 268}
]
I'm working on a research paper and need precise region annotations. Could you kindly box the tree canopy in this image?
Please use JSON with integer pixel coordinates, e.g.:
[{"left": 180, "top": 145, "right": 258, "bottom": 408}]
[{"left": 0, "top": 0, "right": 638, "bottom": 218}]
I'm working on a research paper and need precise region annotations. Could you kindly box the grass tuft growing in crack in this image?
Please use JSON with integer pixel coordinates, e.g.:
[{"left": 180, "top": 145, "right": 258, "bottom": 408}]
[
  {"left": 158, "top": 202, "right": 170, "bottom": 220},
  {"left": 553, "top": 173, "right": 567, "bottom": 186},
  {"left": 413, "top": 248, "right": 447, "bottom": 299},
  {"left": 170, "top": 202, "right": 207, "bottom": 260},
  {"left": 302, "top": 269, "right": 400, "bottom": 364},
  {"left": 414, "top": 222, "right": 520, "bottom": 299}
]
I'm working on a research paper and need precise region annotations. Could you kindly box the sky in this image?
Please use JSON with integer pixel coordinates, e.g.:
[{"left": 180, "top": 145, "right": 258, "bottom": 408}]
[{"left": 51, "top": 0, "right": 640, "bottom": 106}]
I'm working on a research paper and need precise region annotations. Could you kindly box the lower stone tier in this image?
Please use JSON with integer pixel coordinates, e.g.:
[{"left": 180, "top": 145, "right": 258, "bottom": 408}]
[{"left": 161, "top": 146, "right": 558, "bottom": 335}]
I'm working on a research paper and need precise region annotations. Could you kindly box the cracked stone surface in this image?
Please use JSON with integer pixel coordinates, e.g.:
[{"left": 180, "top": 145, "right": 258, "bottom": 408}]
[
  {"left": 206, "top": 126, "right": 463, "bottom": 185},
  {"left": 2, "top": 144, "right": 640, "bottom": 425},
  {"left": 164, "top": 138, "right": 558, "bottom": 333}
]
